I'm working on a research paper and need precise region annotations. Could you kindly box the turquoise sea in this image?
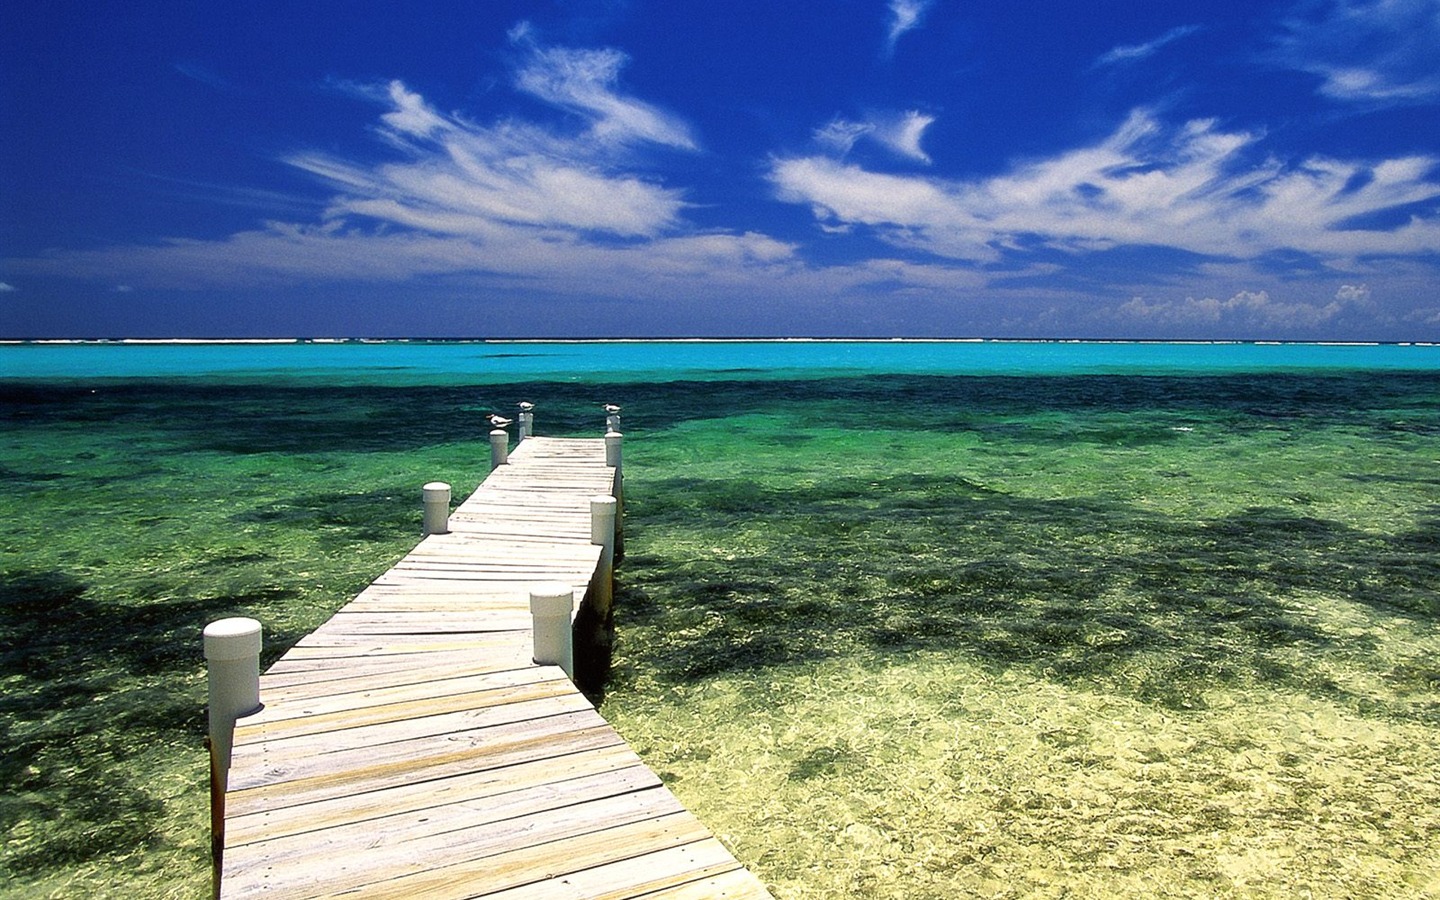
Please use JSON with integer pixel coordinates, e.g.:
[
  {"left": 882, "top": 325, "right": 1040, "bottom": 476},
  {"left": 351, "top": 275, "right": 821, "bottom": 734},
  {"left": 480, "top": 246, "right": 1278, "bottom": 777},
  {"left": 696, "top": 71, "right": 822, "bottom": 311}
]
[
  {"left": 3, "top": 340, "right": 1440, "bottom": 898},
  {"left": 6, "top": 338, "right": 1439, "bottom": 381}
]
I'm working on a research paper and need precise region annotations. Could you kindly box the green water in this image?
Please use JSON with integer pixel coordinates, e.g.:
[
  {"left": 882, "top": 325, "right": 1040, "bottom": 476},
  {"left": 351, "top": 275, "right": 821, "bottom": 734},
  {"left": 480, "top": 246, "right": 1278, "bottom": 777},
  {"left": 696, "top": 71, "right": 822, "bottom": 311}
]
[{"left": 3, "top": 371, "right": 1439, "bottom": 897}]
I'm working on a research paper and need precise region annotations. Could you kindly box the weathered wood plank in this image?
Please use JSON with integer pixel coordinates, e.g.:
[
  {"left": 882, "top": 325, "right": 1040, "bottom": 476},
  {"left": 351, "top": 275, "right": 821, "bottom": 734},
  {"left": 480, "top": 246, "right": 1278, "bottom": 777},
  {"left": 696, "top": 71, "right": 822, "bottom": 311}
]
[
  {"left": 305, "top": 812, "right": 713, "bottom": 900},
  {"left": 231, "top": 692, "right": 599, "bottom": 773},
  {"left": 472, "top": 843, "right": 767, "bottom": 900},
  {"left": 321, "top": 610, "right": 533, "bottom": 625},
  {"left": 256, "top": 658, "right": 556, "bottom": 705},
  {"left": 227, "top": 719, "right": 626, "bottom": 812},
  {"left": 353, "top": 583, "right": 578, "bottom": 600},
  {"left": 398, "top": 545, "right": 597, "bottom": 557},
  {"left": 269, "top": 642, "right": 527, "bottom": 667},
  {"left": 339, "top": 596, "right": 536, "bottom": 613},
  {"left": 225, "top": 788, "right": 688, "bottom": 898},
  {"left": 233, "top": 674, "right": 580, "bottom": 740},
  {"left": 226, "top": 747, "right": 653, "bottom": 845},
  {"left": 289, "top": 631, "right": 527, "bottom": 652}
]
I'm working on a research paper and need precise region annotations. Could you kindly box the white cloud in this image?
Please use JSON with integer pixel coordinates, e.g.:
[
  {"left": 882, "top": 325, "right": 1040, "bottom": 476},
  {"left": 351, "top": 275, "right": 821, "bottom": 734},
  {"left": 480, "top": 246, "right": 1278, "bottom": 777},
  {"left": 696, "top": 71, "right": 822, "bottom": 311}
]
[
  {"left": 885, "top": 0, "right": 933, "bottom": 54},
  {"left": 772, "top": 108, "right": 1440, "bottom": 264},
  {"left": 815, "top": 119, "right": 873, "bottom": 156},
  {"left": 1119, "top": 289, "right": 1346, "bottom": 329},
  {"left": 0, "top": 282, "right": 15, "bottom": 292},
  {"left": 885, "top": 110, "right": 936, "bottom": 164},
  {"left": 6, "top": 34, "right": 816, "bottom": 303},
  {"left": 813, "top": 110, "right": 935, "bottom": 163},
  {"left": 273, "top": 35, "right": 703, "bottom": 246},
  {"left": 376, "top": 80, "right": 451, "bottom": 140},
  {"left": 1095, "top": 25, "right": 1202, "bottom": 67},
  {"left": 19, "top": 205, "right": 1002, "bottom": 312},
  {"left": 21, "top": 218, "right": 806, "bottom": 300},
  {"left": 1272, "top": 0, "right": 1440, "bottom": 104},
  {"left": 287, "top": 78, "right": 690, "bottom": 240},
  {"left": 510, "top": 30, "right": 696, "bottom": 150},
  {"left": 1336, "top": 283, "right": 1373, "bottom": 304}
]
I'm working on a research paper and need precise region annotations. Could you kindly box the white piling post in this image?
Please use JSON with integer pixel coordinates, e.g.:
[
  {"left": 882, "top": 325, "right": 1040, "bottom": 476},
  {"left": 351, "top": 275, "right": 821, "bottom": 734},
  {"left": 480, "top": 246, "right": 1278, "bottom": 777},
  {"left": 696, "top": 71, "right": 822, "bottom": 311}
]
[
  {"left": 422, "top": 482, "right": 451, "bottom": 536},
  {"left": 203, "top": 617, "right": 261, "bottom": 894},
  {"left": 590, "top": 494, "right": 617, "bottom": 549},
  {"left": 490, "top": 429, "right": 509, "bottom": 469},
  {"left": 518, "top": 402, "right": 534, "bottom": 441},
  {"left": 590, "top": 494, "right": 617, "bottom": 619},
  {"left": 605, "top": 431, "right": 624, "bottom": 558},
  {"left": 529, "top": 583, "right": 574, "bottom": 678},
  {"left": 204, "top": 617, "right": 262, "bottom": 790}
]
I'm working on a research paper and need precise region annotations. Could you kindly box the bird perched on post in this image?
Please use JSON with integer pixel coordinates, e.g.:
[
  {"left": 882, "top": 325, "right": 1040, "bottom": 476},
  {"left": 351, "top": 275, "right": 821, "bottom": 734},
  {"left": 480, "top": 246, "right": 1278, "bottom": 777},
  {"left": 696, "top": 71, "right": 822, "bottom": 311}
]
[
  {"left": 603, "top": 404, "right": 621, "bottom": 415},
  {"left": 488, "top": 414, "right": 513, "bottom": 429},
  {"left": 517, "top": 401, "right": 534, "bottom": 412}
]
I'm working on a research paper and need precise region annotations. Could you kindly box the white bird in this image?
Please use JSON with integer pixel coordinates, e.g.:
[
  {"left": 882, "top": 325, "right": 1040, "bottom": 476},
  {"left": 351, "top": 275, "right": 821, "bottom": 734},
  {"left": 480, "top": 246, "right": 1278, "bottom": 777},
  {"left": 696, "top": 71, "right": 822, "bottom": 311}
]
[
  {"left": 488, "top": 414, "right": 513, "bottom": 428},
  {"left": 603, "top": 403, "right": 622, "bottom": 414},
  {"left": 517, "top": 401, "right": 534, "bottom": 411}
]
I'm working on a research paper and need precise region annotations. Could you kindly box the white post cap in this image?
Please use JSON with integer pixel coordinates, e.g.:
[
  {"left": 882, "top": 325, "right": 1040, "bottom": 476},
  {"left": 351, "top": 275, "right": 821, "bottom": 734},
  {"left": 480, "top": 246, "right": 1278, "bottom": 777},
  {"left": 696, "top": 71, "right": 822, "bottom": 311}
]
[
  {"left": 529, "top": 583, "right": 574, "bottom": 617},
  {"left": 203, "top": 617, "right": 262, "bottom": 661},
  {"left": 423, "top": 481, "right": 451, "bottom": 499}
]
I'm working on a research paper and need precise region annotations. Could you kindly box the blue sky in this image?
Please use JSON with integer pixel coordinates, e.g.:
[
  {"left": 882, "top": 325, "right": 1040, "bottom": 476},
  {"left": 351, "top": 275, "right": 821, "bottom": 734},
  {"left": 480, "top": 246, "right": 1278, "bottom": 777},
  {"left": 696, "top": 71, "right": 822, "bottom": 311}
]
[{"left": 3, "top": 0, "right": 1439, "bottom": 339}]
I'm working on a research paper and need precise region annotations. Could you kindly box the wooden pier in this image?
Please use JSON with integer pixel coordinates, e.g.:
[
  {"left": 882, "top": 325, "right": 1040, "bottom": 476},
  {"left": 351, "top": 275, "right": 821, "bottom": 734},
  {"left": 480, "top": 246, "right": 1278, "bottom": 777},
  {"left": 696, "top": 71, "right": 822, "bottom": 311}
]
[{"left": 213, "top": 435, "right": 773, "bottom": 899}]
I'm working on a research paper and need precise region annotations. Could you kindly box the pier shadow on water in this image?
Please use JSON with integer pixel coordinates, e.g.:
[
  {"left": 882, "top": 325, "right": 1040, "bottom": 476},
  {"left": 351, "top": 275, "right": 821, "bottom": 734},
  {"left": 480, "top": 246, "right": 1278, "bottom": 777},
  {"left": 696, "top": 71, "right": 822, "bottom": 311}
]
[
  {"left": 606, "top": 370, "right": 1440, "bottom": 728},
  {"left": 0, "top": 568, "right": 303, "bottom": 875},
  {"left": 617, "top": 472, "right": 1440, "bottom": 717}
]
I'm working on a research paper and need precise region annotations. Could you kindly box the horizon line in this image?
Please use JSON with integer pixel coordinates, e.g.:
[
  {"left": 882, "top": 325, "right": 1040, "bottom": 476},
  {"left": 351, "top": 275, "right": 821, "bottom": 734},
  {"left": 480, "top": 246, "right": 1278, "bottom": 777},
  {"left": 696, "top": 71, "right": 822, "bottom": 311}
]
[{"left": 2, "top": 337, "right": 1432, "bottom": 348}]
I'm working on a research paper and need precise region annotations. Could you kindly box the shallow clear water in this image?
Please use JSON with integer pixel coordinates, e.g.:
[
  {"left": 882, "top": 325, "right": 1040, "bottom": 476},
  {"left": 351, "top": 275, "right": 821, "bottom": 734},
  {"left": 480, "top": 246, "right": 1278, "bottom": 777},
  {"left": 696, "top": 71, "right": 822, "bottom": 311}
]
[
  {"left": 2, "top": 342, "right": 1438, "bottom": 898},
  {"left": 604, "top": 370, "right": 1440, "bottom": 898}
]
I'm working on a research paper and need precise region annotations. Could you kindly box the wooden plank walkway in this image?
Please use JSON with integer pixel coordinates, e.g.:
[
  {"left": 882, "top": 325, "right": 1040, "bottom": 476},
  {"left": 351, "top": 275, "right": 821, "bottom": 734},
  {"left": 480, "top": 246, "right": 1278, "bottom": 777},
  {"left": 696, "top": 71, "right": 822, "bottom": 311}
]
[{"left": 219, "top": 436, "right": 773, "bottom": 900}]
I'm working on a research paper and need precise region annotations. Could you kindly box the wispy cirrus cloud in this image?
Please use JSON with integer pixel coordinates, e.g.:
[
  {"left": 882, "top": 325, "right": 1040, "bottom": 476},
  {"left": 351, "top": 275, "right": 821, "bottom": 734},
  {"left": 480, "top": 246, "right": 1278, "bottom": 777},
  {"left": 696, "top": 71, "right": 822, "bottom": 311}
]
[
  {"left": 173, "top": 61, "right": 233, "bottom": 91},
  {"left": 814, "top": 109, "right": 936, "bottom": 163},
  {"left": 884, "top": 110, "right": 936, "bottom": 163},
  {"left": 1095, "top": 24, "right": 1202, "bottom": 67},
  {"left": 15, "top": 33, "right": 812, "bottom": 301},
  {"left": 240, "top": 34, "right": 704, "bottom": 247},
  {"left": 814, "top": 120, "right": 873, "bottom": 157},
  {"left": 1271, "top": 0, "right": 1440, "bottom": 105},
  {"left": 286, "top": 28, "right": 702, "bottom": 244},
  {"left": 884, "top": 0, "right": 934, "bottom": 55},
  {"left": 509, "top": 23, "right": 698, "bottom": 150},
  {"left": 288, "top": 80, "right": 689, "bottom": 239},
  {"left": 771, "top": 108, "right": 1440, "bottom": 265}
]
